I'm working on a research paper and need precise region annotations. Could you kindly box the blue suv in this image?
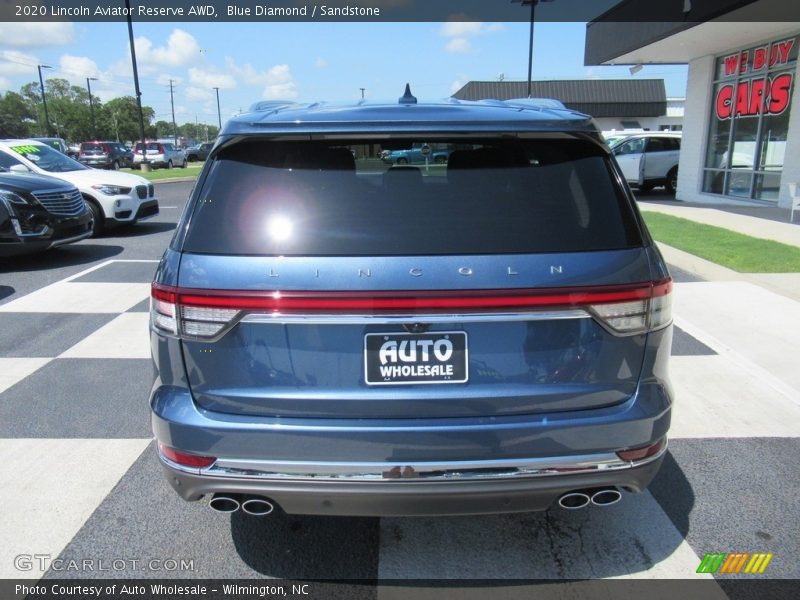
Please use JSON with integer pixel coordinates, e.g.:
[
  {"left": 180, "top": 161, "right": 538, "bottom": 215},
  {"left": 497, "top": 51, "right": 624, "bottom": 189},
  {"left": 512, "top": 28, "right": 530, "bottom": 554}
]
[{"left": 150, "top": 87, "right": 673, "bottom": 518}]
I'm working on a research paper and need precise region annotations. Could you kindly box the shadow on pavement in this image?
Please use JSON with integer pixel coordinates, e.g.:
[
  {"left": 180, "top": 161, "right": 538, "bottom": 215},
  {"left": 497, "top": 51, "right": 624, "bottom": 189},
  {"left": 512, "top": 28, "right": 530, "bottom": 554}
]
[
  {"left": 0, "top": 285, "right": 14, "bottom": 300},
  {"left": 231, "top": 509, "right": 381, "bottom": 579},
  {"left": 102, "top": 222, "right": 177, "bottom": 238},
  {"left": 0, "top": 244, "right": 123, "bottom": 273}
]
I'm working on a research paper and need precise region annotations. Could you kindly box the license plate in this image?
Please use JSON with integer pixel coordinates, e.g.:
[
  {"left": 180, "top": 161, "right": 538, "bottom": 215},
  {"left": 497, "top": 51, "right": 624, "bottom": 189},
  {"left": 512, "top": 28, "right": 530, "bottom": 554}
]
[{"left": 364, "top": 331, "right": 468, "bottom": 386}]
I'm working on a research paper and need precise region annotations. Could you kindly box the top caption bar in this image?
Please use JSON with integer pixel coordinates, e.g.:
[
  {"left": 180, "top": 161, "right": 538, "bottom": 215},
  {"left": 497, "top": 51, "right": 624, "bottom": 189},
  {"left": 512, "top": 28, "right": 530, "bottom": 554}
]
[{"left": 2, "top": 0, "right": 800, "bottom": 23}]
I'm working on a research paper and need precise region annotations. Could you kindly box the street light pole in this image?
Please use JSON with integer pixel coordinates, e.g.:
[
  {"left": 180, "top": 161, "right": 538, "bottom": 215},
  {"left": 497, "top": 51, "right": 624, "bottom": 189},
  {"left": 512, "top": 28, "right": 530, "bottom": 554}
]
[
  {"left": 213, "top": 87, "right": 222, "bottom": 130},
  {"left": 125, "top": 0, "right": 149, "bottom": 169},
  {"left": 512, "top": 0, "right": 555, "bottom": 98},
  {"left": 169, "top": 79, "right": 178, "bottom": 146},
  {"left": 86, "top": 77, "right": 98, "bottom": 139},
  {"left": 37, "top": 64, "right": 52, "bottom": 136},
  {"left": 360, "top": 87, "right": 365, "bottom": 99}
]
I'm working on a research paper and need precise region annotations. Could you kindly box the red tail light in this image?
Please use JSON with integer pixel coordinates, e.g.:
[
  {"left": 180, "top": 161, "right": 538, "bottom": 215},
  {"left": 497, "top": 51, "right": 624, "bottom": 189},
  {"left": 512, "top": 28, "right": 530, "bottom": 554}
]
[
  {"left": 151, "top": 279, "right": 672, "bottom": 340},
  {"left": 158, "top": 443, "right": 216, "bottom": 468},
  {"left": 617, "top": 437, "right": 666, "bottom": 462}
]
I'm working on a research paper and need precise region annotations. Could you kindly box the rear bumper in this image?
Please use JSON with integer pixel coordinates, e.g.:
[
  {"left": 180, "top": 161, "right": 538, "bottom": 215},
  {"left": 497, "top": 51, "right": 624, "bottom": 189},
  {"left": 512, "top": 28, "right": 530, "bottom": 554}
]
[
  {"left": 158, "top": 453, "right": 664, "bottom": 516},
  {"left": 151, "top": 378, "right": 671, "bottom": 515}
]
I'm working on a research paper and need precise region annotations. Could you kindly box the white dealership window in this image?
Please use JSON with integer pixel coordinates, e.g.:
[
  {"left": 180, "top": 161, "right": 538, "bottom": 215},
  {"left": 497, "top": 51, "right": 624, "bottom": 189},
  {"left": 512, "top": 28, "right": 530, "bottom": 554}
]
[{"left": 703, "top": 35, "right": 798, "bottom": 201}]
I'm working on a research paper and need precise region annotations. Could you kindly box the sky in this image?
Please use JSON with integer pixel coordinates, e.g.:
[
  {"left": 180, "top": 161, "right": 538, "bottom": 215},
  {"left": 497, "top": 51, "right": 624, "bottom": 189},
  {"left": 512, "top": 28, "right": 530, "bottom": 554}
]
[{"left": 0, "top": 20, "right": 689, "bottom": 127}]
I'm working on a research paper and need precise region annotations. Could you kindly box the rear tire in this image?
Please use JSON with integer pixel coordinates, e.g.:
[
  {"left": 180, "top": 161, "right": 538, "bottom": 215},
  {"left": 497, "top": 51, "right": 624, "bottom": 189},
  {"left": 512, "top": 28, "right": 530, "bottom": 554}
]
[
  {"left": 167, "top": 160, "right": 173, "bottom": 169},
  {"left": 396, "top": 157, "right": 408, "bottom": 165},
  {"left": 665, "top": 167, "right": 678, "bottom": 195}
]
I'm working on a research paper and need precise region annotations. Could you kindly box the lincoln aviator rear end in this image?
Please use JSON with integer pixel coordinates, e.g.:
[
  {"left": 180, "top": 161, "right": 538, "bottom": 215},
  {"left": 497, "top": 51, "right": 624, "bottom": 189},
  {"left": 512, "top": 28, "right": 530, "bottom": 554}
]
[{"left": 150, "top": 90, "right": 673, "bottom": 517}]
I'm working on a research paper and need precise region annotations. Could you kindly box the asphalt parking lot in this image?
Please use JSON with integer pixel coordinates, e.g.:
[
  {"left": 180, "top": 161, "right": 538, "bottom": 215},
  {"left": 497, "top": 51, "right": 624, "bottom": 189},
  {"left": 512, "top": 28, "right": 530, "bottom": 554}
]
[{"left": 1, "top": 182, "right": 798, "bottom": 595}]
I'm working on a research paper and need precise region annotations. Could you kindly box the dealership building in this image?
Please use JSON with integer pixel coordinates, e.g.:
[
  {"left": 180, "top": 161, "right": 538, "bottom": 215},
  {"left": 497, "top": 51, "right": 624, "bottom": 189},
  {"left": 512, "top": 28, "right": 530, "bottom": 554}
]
[
  {"left": 585, "top": 1, "right": 800, "bottom": 207},
  {"left": 452, "top": 79, "right": 683, "bottom": 133}
]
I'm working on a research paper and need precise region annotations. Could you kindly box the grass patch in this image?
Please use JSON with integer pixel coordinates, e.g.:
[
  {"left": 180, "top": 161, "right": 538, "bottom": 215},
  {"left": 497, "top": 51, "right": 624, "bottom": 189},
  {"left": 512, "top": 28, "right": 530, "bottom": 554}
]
[
  {"left": 120, "top": 163, "right": 201, "bottom": 182},
  {"left": 641, "top": 211, "right": 800, "bottom": 273}
]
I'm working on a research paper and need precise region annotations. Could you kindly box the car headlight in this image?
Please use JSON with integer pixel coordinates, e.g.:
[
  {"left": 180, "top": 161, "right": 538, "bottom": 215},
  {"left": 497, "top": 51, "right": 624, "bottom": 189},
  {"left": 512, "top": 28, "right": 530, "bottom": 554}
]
[
  {"left": 0, "top": 189, "right": 33, "bottom": 209},
  {"left": 91, "top": 184, "right": 131, "bottom": 195}
]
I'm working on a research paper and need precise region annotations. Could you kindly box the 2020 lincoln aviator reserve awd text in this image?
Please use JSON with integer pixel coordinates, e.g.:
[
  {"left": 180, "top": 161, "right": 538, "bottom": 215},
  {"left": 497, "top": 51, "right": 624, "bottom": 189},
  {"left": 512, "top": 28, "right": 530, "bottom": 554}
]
[{"left": 150, "top": 88, "right": 673, "bottom": 517}]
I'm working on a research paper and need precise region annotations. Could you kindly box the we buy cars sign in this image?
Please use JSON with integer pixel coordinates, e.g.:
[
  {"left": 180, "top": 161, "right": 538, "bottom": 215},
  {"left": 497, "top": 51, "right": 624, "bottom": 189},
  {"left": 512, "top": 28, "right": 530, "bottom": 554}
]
[{"left": 715, "top": 37, "right": 796, "bottom": 120}]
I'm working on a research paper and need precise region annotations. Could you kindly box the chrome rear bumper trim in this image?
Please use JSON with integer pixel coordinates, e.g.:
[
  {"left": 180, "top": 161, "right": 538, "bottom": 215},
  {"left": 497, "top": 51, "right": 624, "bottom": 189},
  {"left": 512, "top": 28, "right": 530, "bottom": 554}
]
[{"left": 159, "top": 444, "right": 667, "bottom": 482}]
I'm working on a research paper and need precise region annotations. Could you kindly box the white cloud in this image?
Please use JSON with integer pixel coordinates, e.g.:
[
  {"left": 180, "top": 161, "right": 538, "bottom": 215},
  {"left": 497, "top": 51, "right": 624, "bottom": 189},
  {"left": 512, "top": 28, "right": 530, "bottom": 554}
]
[
  {"left": 156, "top": 74, "right": 183, "bottom": 86},
  {"left": 188, "top": 67, "right": 236, "bottom": 90},
  {"left": 0, "top": 50, "right": 40, "bottom": 78},
  {"left": 135, "top": 29, "right": 201, "bottom": 69},
  {"left": 445, "top": 38, "right": 471, "bottom": 54},
  {"left": 439, "top": 21, "right": 504, "bottom": 54},
  {"left": 0, "top": 23, "right": 74, "bottom": 47},
  {"left": 0, "top": 77, "right": 11, "bottom": 91},
  {"left": 315, "top": 58, "right": 328, "bottom": 69},
  {"left": 261, "top": 65, "right": 298, "bottom": 100},
  {"left": 57, "top": 55, "right": 101, "bottom": 81},
  {"left": 440, "top": 22, "right": 484, "bottom": 38},
  {"left": 186, "top": 86, "right": 213, "bottom": 102},
  {"left": 223, "top": 58, "right": 299, "bottom": 100}
]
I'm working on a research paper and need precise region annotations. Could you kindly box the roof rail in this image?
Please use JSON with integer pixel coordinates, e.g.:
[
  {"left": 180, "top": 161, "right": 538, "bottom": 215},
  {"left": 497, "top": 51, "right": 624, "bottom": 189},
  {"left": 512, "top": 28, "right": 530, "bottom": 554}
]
[
  {"left": 248, "top": 100, "right": 300, "bottom": 113},
  {"left": 504, "top": 98, "right": 568, "bottom": 110}
]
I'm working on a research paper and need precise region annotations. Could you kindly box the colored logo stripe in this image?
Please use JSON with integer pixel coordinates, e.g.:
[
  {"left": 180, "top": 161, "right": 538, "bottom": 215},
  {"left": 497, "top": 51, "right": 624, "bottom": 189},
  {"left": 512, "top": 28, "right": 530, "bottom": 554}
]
[{"left": 697, "top": 552, "right": 773, "bottom": 574}]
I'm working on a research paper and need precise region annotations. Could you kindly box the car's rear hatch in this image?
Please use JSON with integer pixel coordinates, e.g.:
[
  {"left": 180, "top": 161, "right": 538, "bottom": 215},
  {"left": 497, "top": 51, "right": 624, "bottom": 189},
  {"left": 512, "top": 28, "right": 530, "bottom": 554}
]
[{"left": 159, "top": 136, "right": 664, "bottom": 420}]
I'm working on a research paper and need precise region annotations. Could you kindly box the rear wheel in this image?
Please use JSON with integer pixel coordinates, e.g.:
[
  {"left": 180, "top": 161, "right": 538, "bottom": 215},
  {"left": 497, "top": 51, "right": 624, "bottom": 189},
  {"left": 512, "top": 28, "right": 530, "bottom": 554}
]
[
  {"left": 396, "top": 157, "right": 408, "bottom": 165},
  {"left": 665, "top": 167, "right": 678, "bottom": 194},
  {"left": 167, "top": 160, "right": 173, "bottom": 169},
  {"left": 86, "top": 198, "right": 104, "bottom": 237}
]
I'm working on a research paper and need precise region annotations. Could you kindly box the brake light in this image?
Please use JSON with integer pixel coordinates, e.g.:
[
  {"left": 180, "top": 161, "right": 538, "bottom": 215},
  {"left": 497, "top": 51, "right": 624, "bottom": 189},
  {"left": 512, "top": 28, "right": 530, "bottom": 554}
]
[
  {"left": 617, "top": 437, "right": 666, "bottom": 462},
  {"left": 158, "top": 443, "right": 216, "bottom": 468},
  {"left": 150, "top": 279, "right": 672, "bottom": 340}
]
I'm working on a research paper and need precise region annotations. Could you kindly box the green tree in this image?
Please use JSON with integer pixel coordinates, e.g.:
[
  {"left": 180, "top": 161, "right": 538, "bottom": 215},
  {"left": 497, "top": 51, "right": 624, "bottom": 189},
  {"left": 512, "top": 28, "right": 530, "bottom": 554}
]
[
  {"left": 0, "top": 91, "right": 36, "bottom": 138},
  {"left": 99, "top": 96, "right": 156, "bottom": 143}
]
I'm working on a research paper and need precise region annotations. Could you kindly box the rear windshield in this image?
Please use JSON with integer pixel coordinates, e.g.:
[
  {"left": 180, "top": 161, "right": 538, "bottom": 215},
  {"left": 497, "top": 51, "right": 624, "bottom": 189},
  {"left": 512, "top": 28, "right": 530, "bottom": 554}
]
[
  {"left": 81, "top": 143, "right": 107, "bottom": 152},
  {"left": 182, "top": 137, "right": 642, "bottom": 256}
]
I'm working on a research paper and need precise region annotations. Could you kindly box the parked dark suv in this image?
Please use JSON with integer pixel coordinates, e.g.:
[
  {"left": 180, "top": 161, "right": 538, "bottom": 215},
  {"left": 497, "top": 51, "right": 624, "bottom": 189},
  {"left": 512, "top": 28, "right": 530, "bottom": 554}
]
[
  {"left": 150, "top": 88, "right": 673, "bottom": 518},
  {"left": 0, "top": 172, "right": 92, "bottom": 256},
  {"left": 78, "top": 141, "right": 133, "bottom": 170}
]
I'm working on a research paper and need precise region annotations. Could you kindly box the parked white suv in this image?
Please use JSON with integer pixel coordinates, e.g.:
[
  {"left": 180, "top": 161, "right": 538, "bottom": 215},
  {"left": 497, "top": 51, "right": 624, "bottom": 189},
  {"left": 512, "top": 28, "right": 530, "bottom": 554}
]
[
  {"left": 0, "top": 140, "right": 159, "bottom": 235},
  {"left": 133, "top": 141, "right": 187, "bottom": 169},
  {"left": 610, "top": 132, "right": 681, "bottom": 194}
]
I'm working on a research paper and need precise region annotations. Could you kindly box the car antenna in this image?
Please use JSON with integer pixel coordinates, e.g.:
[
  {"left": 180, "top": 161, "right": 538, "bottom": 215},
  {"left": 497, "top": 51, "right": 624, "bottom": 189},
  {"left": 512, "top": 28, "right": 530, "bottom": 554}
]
[{"left": 398, "top": 83, "right": 417, "bottom": 105}]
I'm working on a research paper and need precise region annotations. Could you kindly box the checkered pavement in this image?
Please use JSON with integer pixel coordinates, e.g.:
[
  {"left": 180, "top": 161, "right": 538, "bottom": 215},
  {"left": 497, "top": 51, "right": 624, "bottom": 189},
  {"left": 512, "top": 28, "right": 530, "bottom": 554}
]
[{"left": 1, "top": 259, "right": 798, "bottom": 584}]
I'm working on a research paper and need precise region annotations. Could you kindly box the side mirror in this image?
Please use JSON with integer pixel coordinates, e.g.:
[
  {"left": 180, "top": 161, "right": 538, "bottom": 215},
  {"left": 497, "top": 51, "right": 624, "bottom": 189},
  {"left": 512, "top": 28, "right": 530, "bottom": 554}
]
[{"left": 9, "top": 164, "right": 30, "bottom": 173}]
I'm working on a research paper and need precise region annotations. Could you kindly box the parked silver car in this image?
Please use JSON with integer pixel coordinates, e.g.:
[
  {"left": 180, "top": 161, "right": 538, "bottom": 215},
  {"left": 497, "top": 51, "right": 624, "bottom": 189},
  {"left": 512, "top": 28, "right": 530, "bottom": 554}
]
[{"left": 133, "top": 141, "right": 187, "bottom": 169}]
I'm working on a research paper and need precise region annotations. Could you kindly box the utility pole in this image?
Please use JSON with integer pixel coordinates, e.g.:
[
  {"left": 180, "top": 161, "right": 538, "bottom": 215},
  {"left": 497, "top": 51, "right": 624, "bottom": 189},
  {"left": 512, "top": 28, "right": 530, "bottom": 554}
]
[
  {"left": 213, "top": 87, "right": 222, "bottom": 130},
  {"left": 169, "top": 79, "right": 178, "bottom": 146},
  {"left": 360, "top": 87, "right": 365, "bottom": 99},
  {"left": 37, "top": 64, "right": 52, "bottom": 136},
  {"left": 125, "top": 0, "right": 149, "bottom": 169},
  {"left": 86, "top": 77, "right": 98, "bottom": 139}
]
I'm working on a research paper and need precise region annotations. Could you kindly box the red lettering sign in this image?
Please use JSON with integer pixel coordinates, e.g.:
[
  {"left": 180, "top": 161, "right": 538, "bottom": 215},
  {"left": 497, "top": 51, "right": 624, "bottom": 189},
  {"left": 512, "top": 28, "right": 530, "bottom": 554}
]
[
  {"left": 716, "top": 85, "right": 733, "bottom": 119},
  {"left": 714, "top": 73, "right": 794, "bottom": 120},
  {"left": 723, "top": 38, "right": 795, "bottom": 77},
  {"left": 724, "top": 54, "right": 739, "bottom": 77},
  {"left": 769, "top": 73, "right": 792, "bottom": 114},
  {"left": 753, "top": 46, "right": 767, "bottom": 70}
]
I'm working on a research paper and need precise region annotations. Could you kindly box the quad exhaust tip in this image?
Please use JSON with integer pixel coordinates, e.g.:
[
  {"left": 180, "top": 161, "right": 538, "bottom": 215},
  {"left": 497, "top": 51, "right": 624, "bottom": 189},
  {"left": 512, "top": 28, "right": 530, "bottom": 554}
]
[
  {"left": 208, "top": 494, "right": 240, "bottom": 513},
  {"left": 241, "top": 498, "right": 274, "bottom": 516},
  {"left": 558, "top": 487, "right": 622, "bottom": 510},
  {"left": 209, "top": 494, "right": 275, "bottom": 516}
]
